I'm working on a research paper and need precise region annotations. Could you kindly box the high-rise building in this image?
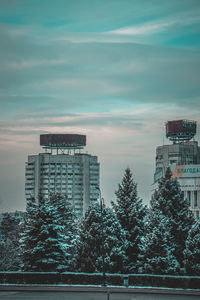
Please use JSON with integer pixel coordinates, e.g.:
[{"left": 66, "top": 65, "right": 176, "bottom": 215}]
[
  {"left": 153, "top": 120, "right": 200, "bottom": 219},
  {"left": 25, "top": 134, "right": 99, "bottom": 217}
]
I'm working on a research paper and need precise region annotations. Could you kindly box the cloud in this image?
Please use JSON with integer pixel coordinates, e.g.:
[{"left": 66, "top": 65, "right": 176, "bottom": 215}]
[
  {"left": 108, "top": 14, "right": 200, "bottom": 36},
  {"left": 1, "top": 100, "right": 200, "bottom": 212},
  {"left": 0, "top": 0, "right": 200, "bottom": 212},
  {"left": 0, "top": 23, "right": 200, "bottom": 114}
]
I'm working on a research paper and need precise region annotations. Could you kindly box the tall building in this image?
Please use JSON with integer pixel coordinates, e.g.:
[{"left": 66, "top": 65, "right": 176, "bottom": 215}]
[
  {"left": 153, "top": 120, "right": 200, "bottom": 219},
  {"left": 25, "top": 134, "right": 99, "bottom": 217}
]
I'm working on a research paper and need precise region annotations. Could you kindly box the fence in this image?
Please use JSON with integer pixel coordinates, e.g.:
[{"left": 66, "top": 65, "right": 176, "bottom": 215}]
[{"left": 0, "top": 272, "right": 199, "bottom": 289}]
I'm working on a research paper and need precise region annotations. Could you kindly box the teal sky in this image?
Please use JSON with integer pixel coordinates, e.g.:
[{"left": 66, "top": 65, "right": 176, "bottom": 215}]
[{"left": 0, "top": 0, "right": 200, "bottom": 211}]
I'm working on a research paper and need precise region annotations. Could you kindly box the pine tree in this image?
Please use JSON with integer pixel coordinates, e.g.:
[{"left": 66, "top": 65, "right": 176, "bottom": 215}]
[
  {"left": 139, "top": 207, "right": 180, "bottom": 275},
  {"left": 112, "top": 168, "right": 146, "bottom": 272},
  {"left": 76, "top": 203, "right": 127, "bottom": 273},
  {"left": 64, "top": 201, "right": 79, "bottom": 271},
  {"left": 101, "top": 206, "right": 127, "bottom": 273},
  {"left": 32, "top": 194, "right": 71, "bottom": 272},
  {"left": 0, "top": 213, "right": 19, "bottom": 240},
  {"left": 151, "top": 167, "right": 194, "bottom": 268},
  {"left": 184, "top": 220, "right": 200, "bottom": 275},
  {"left": 49, "top": 193, "right": 78, "bottom": 271},
  {"left": 0, "top": 213, "right": 21, "bottom": 271},
  {"left": 20, "top": 194, "right": 75, "bottom": 272},
  {"left": 76, "top": 204, "right": 101, "bottom": 273},
  {"left": 20, "top": 197, "right": 40, "bottom": 271}
]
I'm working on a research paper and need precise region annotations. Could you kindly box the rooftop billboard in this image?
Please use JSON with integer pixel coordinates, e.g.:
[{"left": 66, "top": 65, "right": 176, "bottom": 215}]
[
  {"left": 40, "top": 134, "right": 86, "bottom": 148},
  {"left": 166, "top": 120, "right": 196, "bottom": 142}
]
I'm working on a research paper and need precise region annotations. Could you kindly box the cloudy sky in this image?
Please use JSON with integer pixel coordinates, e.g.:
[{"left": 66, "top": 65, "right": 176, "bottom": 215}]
[{"left": 0, "top": 0, "right": 200, "bottom": 212}]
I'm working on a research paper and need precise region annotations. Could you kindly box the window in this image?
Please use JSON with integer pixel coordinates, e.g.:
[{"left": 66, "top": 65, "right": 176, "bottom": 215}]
[
  {"left": 170, "top": 160, "right": 177, "bottom": 164},
  {"left": 187, "top": 191, "right": 191, "bottom": 206},
  {"left": 194, "top": 191, "right": 198, "bottom": 207}
]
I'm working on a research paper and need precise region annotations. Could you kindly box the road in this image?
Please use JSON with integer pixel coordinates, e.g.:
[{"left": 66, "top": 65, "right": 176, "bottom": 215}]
[{"left": 0, "top": 291, "right": 199, "bottom": 300}]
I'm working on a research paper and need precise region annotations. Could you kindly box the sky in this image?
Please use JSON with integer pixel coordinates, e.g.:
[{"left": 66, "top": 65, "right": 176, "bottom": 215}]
[{"left": 0, "top": 0, "right": 200, "bottom": 212}]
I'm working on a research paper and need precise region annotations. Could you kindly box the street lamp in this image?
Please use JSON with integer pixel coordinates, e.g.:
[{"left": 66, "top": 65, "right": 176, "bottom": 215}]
[{"left": 95, "top": 186, "right": 106, "bottom": 286}]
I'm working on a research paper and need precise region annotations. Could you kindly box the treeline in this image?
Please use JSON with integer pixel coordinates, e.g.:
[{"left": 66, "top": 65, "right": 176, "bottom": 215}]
[{"left": 0, "top": 168, "right": 199, "bottom": 276}]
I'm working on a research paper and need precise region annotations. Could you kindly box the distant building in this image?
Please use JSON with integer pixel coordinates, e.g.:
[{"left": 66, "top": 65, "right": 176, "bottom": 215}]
[
  {"left": 153, "top": 120, "right": 200, "bottom": 220},
  {"left": 25, "top": 134, "right": 100, "bottom": 217}
]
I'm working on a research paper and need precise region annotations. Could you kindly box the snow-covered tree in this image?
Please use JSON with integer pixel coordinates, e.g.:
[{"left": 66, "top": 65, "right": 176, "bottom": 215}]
[
  {"left": 0, "top": 212, "right": 22, "bottom": 271},
  {"left": 139, "top": 206, "right": 180, "bottom": 275},
  {"left": 33, "top": 195, "right": 70, "bottom": 272},
  {"left": 0, "top": 213, "right": 19, "bottom": 240},
  {"left": 76, "top": 203, "right": 127, "bottom": 273},
  {"left": 151, "top": 167, "right": 194, "bottom": 268},
  {"left": 20, "top": 194, "right": 76, "bottom": 272},
  {"left": 184, "top": 220, "right": 200, "bottom": 275},
  {"left": 101, "top": 206, "right": 128, "bottom": 273},
  {"left": 49, "top": 193, "right": 78, "bottom": 271},
  {"left": 112, "top": 168, "right": 147, "bottom": 272},
  {"left": 20, "top": 197, "right": 41, "bottom": 271}
]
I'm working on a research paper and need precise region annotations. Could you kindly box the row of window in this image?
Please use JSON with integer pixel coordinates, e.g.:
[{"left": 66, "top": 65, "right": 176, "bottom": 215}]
[
  {"left": 40, "top": 180, "right": 81, "bottom": 183},
  {"left": 40, "top": 172, "right": 82, "bottom": 175},
  {"left": 41, "top": 165, "right": 98, "bottom": 169},
  {"left": 40, "top": 183, "right": 82, "bottom": 188},
  {"left": 41, "top": 164, "right": 74, "bottom": 166},
  {"left": 39, "top": 177, "right": 97, "bottom": 182},
  {"left": 25, "top": 183, "right": 34, "bottom": 186},
  {"left": 25, "top": 172, "right": 34, "bottom": 176},
  {"left": 41, "top": 191, "right": 83, "bottom": 198}
]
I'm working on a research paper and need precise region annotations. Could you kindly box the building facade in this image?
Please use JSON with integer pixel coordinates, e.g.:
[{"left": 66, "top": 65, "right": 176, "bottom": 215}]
[
  {"left": 25, "top": 134, "right": 100, "bottom": 217},
  {"left": 153, "top": 120, "right": 200, "bottom": 220}
]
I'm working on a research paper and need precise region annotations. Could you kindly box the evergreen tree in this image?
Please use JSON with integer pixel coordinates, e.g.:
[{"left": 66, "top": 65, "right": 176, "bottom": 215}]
[
  {"left": 101, "top": 206, "right": 127, "bottom": 273},
  {"left": 49, "top": 193, "right": 78, "bottom": 271},
  {"left": 151, "top": 167, "right": 194, "bottom": 268},
  {"left": 0, "top": 213, "right": 19, "bottom": 240},
  {"left": 77, "top": 203, "right": 127, "bottom": 273},
  {"left": 112, "top": 168, "right": 146, "bottom": 272},
  {"left": 64, "top": 201, "right": 79, "bottom": 271},
  {"left": 139, "top": 207, "right": 180, "bottom": 275},
  {"left": 0, "top": 213, "right": 21, "bottom": 271},
  {"left": 21, "top": 194, "right": 76, "bottom": 272},
  {"left": 20, "top": 197, "right": 40, "bottom": 271},
  {"left": 184, "top": 220, "right": 200, "bottom": 275},
  {"left": 76, "top": 204, "right": 101, "bottom": 273},
  {"left": 0, "top": 239, "right": 17, "bottom": 271}
]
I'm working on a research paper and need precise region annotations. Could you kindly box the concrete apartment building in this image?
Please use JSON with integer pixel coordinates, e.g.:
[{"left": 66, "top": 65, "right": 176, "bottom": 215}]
[
  {"left": 25, "top": 134, "right": 99, "bottom": 217},
  {"left": 153, "top": 120, "right": 200, "bottom": 220}
]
